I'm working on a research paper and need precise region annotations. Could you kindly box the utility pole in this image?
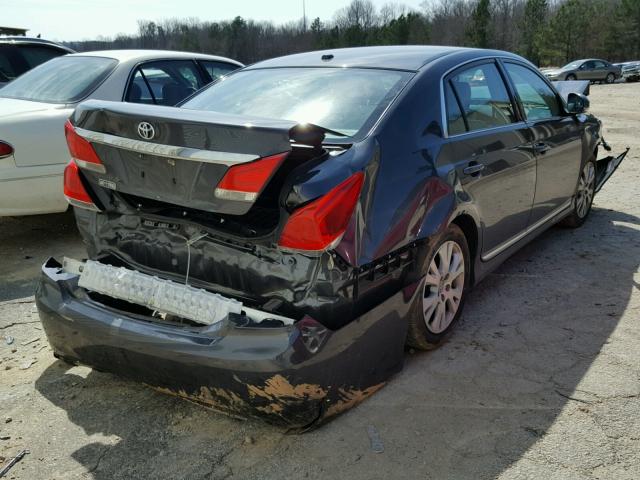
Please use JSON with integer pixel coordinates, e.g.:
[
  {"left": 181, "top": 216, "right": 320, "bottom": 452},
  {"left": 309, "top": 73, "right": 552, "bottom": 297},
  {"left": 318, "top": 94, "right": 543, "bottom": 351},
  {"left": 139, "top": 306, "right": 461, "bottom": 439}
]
[{"left": 303, "top": 0, "right": 307, "bottom": 31}]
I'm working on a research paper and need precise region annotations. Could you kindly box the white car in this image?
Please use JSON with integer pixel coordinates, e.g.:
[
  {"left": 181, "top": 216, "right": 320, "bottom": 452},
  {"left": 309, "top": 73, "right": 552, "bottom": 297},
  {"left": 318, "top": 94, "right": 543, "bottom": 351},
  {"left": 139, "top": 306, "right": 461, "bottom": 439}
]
[{"left": 0, "top": 50, "right": 242, "bottom": 216}]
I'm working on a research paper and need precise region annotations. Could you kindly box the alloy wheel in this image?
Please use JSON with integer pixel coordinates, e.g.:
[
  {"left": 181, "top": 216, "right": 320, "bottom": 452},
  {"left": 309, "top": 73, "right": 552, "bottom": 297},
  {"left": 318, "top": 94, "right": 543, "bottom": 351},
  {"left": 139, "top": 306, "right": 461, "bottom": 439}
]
[
  {"left": 422, "top": 240, "right": 465, "bottom": 334},
  {"left": 575, "top": 162, "right": 595, "bottom": 218}
]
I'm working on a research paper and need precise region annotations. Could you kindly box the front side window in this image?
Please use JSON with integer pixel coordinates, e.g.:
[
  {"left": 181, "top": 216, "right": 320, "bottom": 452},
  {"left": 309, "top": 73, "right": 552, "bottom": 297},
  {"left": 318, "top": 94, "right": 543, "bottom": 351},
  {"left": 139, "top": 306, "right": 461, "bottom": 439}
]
[
  {"left": 446, "top": 62, "right": 517, "bottom": 134},
  {"left": 0, "top": 55, "right": 117, "bottom": 103},
  {"left": 504, "top": 63, "right": 561, "bottom": 121},
  {"left": 182, "top": 67, "right": 412, "bottom": 140},
  {"left": 126, "top": 60, "right": 205, "bottom": 106}
]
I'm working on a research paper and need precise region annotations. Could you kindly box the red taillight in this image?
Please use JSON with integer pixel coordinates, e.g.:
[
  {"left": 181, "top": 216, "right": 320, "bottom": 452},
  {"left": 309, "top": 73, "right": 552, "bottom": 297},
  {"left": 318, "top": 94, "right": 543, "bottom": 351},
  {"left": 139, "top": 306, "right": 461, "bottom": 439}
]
[
  {"left": 64, "top": 120, "right": 105, "bottom": 173},
  {"left": 278, "top": 172, "right": 364, "bottom": 251},
  {"left": 214, "top": 152, "right": 288, "bottom": 202},
  {"left": 63, "top": 161, "right": 99, "bottom": 211},
  {"left": 0, "top": 141, "right": 13, "bottom": 159}
]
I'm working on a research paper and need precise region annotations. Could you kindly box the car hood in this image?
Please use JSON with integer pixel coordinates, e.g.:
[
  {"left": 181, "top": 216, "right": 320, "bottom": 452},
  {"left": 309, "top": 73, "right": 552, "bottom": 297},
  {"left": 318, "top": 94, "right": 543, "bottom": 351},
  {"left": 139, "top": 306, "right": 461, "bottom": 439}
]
[
  {"left": 543, "top": 68, "right": 563, "bottom": 76},
  {"left": 0, "top": 97, "right": 68, "bottom": 117}
]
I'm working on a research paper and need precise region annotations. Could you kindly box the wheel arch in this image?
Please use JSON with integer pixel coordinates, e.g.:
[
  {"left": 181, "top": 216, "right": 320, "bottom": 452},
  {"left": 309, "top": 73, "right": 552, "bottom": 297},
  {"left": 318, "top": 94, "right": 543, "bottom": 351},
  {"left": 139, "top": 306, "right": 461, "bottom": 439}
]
[{"left": 449, "top": 212, "right": 480, "bottom": 285}]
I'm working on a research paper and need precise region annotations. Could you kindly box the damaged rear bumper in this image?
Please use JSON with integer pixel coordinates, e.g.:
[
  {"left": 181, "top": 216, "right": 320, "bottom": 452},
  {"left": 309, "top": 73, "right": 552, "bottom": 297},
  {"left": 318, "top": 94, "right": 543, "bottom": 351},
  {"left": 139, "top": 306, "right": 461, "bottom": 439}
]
[{"left": 36, "top": 258, "right": 415, "bottom": 429}]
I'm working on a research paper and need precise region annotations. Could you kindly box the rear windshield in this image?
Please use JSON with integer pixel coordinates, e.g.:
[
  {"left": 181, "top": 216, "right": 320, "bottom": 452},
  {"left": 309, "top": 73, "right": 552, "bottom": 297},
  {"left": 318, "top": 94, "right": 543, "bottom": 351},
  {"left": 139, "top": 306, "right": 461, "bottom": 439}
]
[
  {"left": 0, "top": 55, "right": 117, "bottom": 103},
  {"left": 182, "top": 67, "right": 412, "bottom": 139}
]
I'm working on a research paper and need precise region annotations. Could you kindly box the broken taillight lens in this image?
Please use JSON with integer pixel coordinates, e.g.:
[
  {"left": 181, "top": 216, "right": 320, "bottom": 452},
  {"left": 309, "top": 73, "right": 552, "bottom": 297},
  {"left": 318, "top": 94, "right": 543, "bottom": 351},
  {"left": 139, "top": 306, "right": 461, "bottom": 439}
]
[
  {"left": 278, "top": 172, "right": 364, "bottom": 251},
  {"left": 0, "top": 141, "right": 13, "bottom": 159},
  {"left": 214, "top": 152, "right": 288, "bottom": 202},
  {"left": 63, "top": 161, "right": 99, "bottom": 211},
  {"left": 64, "top": 120, "right": 105, "bottom": 173}
]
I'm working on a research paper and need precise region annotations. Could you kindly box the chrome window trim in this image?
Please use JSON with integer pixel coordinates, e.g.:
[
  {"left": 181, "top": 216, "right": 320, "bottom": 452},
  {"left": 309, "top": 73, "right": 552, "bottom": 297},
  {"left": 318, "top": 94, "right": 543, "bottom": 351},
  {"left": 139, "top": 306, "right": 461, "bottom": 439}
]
[
  {"left": 75, "top": 127, "right": 260, "bottom": 166},
  {"left": 442, "top": 120, "right": 528, "bottom": 140},
  {"left": 481, "top": 199, "right": 572, "bottom": 261}
]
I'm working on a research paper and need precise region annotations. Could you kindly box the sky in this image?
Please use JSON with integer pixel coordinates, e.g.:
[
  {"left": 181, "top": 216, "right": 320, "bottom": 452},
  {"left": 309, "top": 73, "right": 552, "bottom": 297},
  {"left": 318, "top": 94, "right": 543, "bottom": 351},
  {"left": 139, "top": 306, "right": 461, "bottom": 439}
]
[{"left": 1, "top": 0, "right": 427, "bottom": 42}]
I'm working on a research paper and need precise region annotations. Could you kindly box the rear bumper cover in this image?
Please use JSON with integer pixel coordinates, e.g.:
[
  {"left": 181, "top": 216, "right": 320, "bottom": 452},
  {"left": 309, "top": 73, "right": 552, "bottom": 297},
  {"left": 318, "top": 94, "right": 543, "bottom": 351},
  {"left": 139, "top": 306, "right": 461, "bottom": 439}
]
[{"left": 36, "top": 258, "right": 414, "bottom": 429}]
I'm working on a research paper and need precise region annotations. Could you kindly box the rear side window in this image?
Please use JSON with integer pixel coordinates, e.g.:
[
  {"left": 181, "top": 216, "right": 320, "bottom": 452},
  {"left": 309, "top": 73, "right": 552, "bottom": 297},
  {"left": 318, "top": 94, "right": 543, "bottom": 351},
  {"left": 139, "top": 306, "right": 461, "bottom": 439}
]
[
  {"left": 198, "top": 60, "right": 239, "bottom": 81},
  {"left": 445, "top": 62, "right": 517, "bottom": 135},
  {"left": 504, "top": 63, "right": 561, "bottom": 121},
  {"left": 126, "top": 60, "right": 205, "bottom": 106}
]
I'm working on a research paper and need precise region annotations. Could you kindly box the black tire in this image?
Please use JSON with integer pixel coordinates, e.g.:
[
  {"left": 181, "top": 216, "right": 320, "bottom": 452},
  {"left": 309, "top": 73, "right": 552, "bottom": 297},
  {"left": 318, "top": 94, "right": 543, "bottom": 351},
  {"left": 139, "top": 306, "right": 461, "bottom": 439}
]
[
  {"left": 565, "top": 74, "right": 577, "bottom": 81},
  {"left": 560, "top": 158, "right": 596, "bottom": 228},
  {"left": 605, "top": 72, "right": 615, "bottom": 84},
  {"left": 406, "top": 224, "right": 471, "bottom": 350}
]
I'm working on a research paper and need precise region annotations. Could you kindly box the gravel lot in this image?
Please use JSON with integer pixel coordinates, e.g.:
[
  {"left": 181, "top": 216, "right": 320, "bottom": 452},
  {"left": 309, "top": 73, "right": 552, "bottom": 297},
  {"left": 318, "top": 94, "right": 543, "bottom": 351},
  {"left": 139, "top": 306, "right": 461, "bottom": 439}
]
[{"left": 1, "top": 82, "right": 638, "bottom": 480}]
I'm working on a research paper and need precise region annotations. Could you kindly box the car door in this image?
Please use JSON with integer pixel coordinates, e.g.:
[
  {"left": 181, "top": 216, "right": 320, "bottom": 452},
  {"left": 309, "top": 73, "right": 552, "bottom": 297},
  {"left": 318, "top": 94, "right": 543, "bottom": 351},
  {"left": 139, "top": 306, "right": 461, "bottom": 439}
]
[
  {"left": 441, "top": 60, "right": 536, "bottom": 258},
  {"left": 592, "top": 60, "right": 608, "bottom": 81},
  {"left": 578, "top": 60, "right": 596, "bottom": 81},
  {"left": 502, "top": 61, "right": 583, "bottom": 226},
  {"left": 125, "top": 59, "right": 207, "bottom": 106}
]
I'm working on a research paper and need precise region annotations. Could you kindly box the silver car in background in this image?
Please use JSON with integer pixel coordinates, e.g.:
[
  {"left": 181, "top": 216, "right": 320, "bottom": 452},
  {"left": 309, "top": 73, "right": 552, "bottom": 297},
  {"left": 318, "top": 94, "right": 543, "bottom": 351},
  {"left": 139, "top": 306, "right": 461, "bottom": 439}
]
[
  {"left": 622, "top": 61, "right": 640, "bottom": 82},
  {"left": 543, "top": 58, "right": 621, "bottom": 83},
  {"left": 0, "top": 50, "right": 242, "bottom": 215}
]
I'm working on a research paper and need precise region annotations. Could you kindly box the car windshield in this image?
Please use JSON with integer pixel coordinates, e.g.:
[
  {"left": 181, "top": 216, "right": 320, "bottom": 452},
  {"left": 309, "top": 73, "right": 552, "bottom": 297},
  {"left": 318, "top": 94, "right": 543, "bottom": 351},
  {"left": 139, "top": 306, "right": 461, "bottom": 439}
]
[
  {"left": 182, "top": 67, "right": 412, "bottom": 139},
  {"left": 562, "top": 61, "right": 582, "bottom": 70},
  {"left": 0, "top": 55, "right": 117, "bottom": 103}
]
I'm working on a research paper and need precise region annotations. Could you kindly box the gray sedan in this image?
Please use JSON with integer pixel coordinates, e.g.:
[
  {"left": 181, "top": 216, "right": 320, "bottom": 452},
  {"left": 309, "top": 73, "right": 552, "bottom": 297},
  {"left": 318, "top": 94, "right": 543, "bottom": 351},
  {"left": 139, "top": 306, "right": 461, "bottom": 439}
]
[
  {"left": 0, "top": 50, "right": 242, "bottom": 216},
  {"left": 543, "top": 58, "right": 621, "bottom": 83}
]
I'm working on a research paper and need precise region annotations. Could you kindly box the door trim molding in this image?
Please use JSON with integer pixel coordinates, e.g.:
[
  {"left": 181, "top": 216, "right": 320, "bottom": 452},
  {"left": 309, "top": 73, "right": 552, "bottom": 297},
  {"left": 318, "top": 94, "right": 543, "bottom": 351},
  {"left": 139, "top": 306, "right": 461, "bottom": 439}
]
[{"left": 481, "top": 199, "right": 572, "bottom": 261}]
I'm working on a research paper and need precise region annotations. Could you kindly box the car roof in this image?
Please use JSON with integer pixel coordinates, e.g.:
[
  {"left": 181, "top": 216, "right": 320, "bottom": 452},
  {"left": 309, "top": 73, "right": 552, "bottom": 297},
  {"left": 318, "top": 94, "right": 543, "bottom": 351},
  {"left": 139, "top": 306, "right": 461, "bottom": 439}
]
[
  {"left": 0, "top": 36, "right": 74, "bottom": 53},
  {"left": 573, "top": 58, "right": 608, "bottom": 63},
  {"left": 68, "top": 49, "right": 243, "bottom": 66},
  {"left": 246, "top": 45, "right": 520, "bottom": 72}
]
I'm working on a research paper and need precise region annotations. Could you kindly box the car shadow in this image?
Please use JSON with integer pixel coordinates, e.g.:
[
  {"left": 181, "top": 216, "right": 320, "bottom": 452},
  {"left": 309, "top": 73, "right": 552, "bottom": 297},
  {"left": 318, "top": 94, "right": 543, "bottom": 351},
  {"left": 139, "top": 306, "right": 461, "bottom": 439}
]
[
  {"left": 0, "top": 210, "right": 86, "bottom": 302},
  {"left": 33, "top": 206, "right": 639, "bottom": 479}
]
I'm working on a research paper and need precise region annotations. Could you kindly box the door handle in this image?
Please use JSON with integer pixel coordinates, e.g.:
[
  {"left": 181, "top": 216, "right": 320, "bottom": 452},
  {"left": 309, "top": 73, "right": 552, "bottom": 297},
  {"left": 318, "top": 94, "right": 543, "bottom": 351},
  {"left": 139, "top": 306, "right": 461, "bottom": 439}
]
[
  {"left": 463, "top": 162, "right": 486, "bottom": 176},
  {"left": 533, "top": 142, "right": 550, "bottom": 154}
]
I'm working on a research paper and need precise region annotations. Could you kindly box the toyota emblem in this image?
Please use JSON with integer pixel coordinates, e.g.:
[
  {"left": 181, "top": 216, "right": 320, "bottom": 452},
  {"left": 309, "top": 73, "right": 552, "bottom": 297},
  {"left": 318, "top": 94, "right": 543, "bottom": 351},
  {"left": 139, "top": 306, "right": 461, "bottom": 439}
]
[{"left": 137, "top": 122, "right": 155, "bottom": 140}]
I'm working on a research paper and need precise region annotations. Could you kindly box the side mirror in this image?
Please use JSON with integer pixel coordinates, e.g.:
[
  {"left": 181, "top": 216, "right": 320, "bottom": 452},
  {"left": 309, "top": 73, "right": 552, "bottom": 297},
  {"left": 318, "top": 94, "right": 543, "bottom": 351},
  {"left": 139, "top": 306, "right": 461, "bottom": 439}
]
[{"left": 567, "top": 92, "right": 589, "bottom": 114}]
